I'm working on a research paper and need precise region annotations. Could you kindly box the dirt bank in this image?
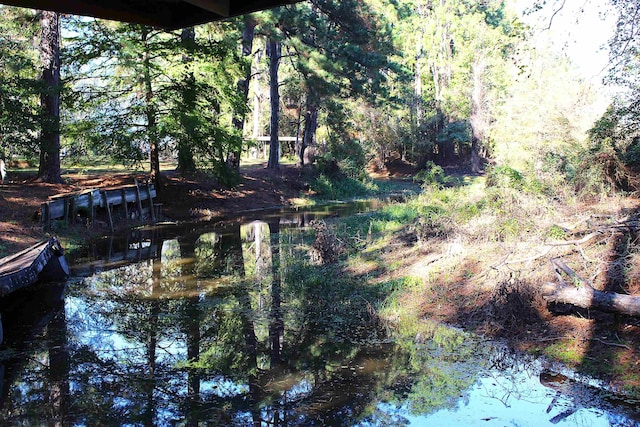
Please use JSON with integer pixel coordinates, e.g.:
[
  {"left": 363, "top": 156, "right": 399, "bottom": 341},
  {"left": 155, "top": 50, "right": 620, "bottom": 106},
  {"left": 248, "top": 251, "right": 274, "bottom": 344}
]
[
  {"left": 1, "top": 162, "right": 639, "bottom": 396},
  {"left": 0, "top": 164, "right": 308, "bottom": 257}
]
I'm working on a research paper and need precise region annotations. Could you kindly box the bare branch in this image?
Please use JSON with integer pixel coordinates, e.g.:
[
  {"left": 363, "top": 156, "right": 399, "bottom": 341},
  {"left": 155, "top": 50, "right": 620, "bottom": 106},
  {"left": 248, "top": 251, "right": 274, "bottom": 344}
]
[{"left": 545, "top": 0, "right": 568, "bottom": 30}]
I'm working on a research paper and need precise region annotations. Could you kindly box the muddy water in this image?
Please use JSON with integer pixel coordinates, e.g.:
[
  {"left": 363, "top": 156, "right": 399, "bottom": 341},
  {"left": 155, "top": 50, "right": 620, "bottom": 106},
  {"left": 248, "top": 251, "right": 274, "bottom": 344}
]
[{"left": 0, "top": 203, "right": 638, "bottom": 425}]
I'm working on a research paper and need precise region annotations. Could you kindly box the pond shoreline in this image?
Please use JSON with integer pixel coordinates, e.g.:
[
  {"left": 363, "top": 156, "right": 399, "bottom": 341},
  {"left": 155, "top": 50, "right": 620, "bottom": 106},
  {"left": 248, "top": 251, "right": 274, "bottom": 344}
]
[{"left": 1, "top": 164, "right": 639, "bottom": 398}]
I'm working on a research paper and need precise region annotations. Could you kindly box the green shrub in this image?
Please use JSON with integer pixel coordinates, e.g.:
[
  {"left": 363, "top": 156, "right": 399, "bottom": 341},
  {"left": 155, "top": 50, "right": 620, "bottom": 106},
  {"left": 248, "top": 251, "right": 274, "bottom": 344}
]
[
  {"left": 455, "top": 200, "right": 485, "bottom": 222},
  {"left": 414, "top": 161, "right": 448, "bottom": 187},
  {"left": 495, "top": 218, "right": 521, "bottom": 241},
  {"left": 544, "top": 225, "right": 567, "bottom": 240},
  {"left": 486, "top": 165, "right": 524, "bottom": 189},
  {"left": 623, "top": 138, "right": 640, "bottom": 165},
  {"left": 570, "top": 153, "right": 614, "bottom": 197},
  {"left": 310, "top": 173, "right": 372, "bottom": 200},
  {"left": 380, "top": 203, "right": 419, "bottom": 223}
]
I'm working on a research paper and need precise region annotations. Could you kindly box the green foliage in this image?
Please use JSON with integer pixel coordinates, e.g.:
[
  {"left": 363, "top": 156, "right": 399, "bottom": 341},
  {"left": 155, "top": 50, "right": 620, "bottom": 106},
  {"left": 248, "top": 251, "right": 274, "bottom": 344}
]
[
  {"left": 544, "top": 341, "right": 583, "bottom": 365},
  {"left": 585, "top": 102, "right": 640, "bottom": 195},
  {"left": 207, "top": 162, "right": 241, "bottom": 187},
  {"left": 0, "top": 7, "right": 41, "bottom": 159},
  {"left": 63, "top": 18, "right": 243, "bottom": 182},
  {"left": 381, "top": 202, "right": 420, "bottom": 223},
  {"left": 310, "top": 172, "right": 374, "bottom": 200},
  {"left": 494, "top": 218, "right": 521, "bottom": 241},
  {"left": 0, "top": 0, "right": 622, "bottom": 199},
  {"left": 485, "top": 165, "right": 524, "bottom": 189},
  {"left": 456, "top": 200, "right": 484, "bottom": 222},
  {"left": 622, "top": 139, "right": 640, "bottom": 169},
  {"left": 366, "top": 203, "right": 421, "bottom": 235},
  {"left": 324, "top": 135, "right": 368, "bottom": 180},
  {"left": 435, "top": 120, "right": 472, "bottom": 162},
  {"left": 566, "top": 144, "right": 635, "bottom": 197},
  {"left": 414, "top": 161, "right": 447, "bottom": 187},
  {"left": 284, "top": 260, "right": 386, "bottom": 344},
  {"left": 378, "top": 276, "right": 423, "bottom": 294},
  {"left": 310, "top": 143, "right": 384, "bottom": 199},
  {"left": 544, "top": 225, "right": 567, "bottom": 241}
]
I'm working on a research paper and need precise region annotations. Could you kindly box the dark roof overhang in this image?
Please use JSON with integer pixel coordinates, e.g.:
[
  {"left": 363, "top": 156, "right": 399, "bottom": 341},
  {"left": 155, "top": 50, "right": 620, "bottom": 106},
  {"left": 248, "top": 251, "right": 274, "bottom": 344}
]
[{"left": 0, "top": 0, "right": 300, "bottom": 29}]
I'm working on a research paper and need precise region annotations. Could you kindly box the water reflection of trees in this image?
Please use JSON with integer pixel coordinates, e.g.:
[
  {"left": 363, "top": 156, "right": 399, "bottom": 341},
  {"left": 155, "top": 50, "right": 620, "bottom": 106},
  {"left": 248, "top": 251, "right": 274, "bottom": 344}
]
[{"left": 6, "top": 216, "right": 623, "bottom": 425}]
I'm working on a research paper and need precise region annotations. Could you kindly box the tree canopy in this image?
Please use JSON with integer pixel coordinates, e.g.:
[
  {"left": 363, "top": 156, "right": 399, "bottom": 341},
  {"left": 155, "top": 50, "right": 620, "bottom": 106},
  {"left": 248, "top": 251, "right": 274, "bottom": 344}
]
[{"left": 0, "top": 0, "right": 631, "bottom": 192}]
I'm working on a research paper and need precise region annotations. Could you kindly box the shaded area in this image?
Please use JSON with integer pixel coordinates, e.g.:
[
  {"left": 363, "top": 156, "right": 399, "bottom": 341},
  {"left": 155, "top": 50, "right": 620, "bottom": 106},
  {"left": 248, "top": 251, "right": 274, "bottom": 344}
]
[
  {"left": 579, "top": 207, "right": 640, "bottom": 395},
  {"left": 0, "top": 0, "right": 301, "bottom": 29}
]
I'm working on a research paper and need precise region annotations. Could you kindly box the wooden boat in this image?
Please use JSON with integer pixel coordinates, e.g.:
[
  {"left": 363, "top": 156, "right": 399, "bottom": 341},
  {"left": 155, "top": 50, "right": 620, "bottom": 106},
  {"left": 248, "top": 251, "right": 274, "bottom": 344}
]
[{"left": 0, "top": 237, "right": 69, "bottom": 298}]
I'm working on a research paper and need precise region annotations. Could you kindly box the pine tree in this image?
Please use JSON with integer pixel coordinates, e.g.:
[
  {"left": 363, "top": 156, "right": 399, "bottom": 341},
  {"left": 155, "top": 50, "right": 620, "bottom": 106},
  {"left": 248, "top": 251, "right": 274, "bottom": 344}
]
[
  {"left": 64, "top": 19, "right": 243, "bottom": 187},
  {"left": 38, "top": 10, "right": 63, "bottom": 183},
  {"left": 0, "top": 6, "right": 40, "bottom": 161}
]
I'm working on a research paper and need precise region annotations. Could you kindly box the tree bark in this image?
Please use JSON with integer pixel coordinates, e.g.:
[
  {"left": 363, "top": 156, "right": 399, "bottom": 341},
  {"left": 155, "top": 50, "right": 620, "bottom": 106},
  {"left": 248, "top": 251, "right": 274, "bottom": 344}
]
[
  {"left": 469, "top": 60, "right": 486, "bottom": 174},
  {"left": 300, "top": 95, "right": 318, "bottom": 166},
  {"left": 229, "top": 16, "right": 257, "bottom": 172},
  {"left": 177, "top": 27, "right": 197, "bottom": 175},
  {"left": 542, "top": 282, "right": 640, "bottom": 317},
  {"left": 542, "top": 259, "right": 640, "bottom": 317},
  {"left": 142, "top": 30, "right": 161, "bottom": 190},
  {"left": 268, "top": 218, "right": 283, "bottom": 365},
  {"left": 267, "top": 38, "right": 281, "bottom": 170},
  {"left": 38, "top": 10, "right": 63, "bottom": 184}
]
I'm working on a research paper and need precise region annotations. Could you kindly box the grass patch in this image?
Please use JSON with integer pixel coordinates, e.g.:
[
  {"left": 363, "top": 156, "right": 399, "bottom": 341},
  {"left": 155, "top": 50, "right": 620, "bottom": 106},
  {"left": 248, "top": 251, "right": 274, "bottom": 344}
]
[
  {"left": 310, "top": 173, "right": 379, "bottom": 200},
  {"left": 545, "top": 341, "right": 585, "bottom": 366}
]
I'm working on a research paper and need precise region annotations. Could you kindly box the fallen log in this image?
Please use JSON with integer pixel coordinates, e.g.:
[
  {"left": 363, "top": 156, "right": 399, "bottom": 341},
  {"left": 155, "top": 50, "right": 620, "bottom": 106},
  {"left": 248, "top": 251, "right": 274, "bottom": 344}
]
[
  {"left": 541, "top": 282, "right": 640, "bottom": 317},
  {"left": 541, "top": 258, "right": 640, "bottom": 317}
]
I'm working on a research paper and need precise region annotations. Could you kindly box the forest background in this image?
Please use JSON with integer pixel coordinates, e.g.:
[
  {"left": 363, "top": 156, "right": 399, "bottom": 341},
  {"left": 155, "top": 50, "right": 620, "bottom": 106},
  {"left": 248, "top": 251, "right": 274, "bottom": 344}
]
[
  {"left": 3, "top": 0, "right": 640, "bottom": 393},
  {"left": 1, "top": 0, "right": 637, "bottom": 196}
]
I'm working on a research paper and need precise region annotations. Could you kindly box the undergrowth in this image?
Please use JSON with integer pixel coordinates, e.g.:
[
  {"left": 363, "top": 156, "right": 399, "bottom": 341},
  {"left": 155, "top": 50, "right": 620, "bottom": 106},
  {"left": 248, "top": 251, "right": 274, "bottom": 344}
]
[{"left": 311, "top": 165, "right": 640, "bottom": 394}]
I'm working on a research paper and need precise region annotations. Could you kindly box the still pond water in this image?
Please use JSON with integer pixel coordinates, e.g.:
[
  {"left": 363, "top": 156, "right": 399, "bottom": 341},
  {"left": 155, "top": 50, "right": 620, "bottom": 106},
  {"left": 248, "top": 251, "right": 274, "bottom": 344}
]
[{"left": 1, "top": 202, "right": 639, "bottom": 426}]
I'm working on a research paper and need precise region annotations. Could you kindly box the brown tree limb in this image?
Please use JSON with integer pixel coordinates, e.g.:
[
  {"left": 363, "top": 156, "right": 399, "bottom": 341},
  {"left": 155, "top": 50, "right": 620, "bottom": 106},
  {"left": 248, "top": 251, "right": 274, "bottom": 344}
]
[
  {"left": 542, "top": 259, "right": 640, "bottom": 317},
  {"left": 546, "top": 231, "right": 603, "bottom": 247},
  {"left": 541, "top": 281, "right": 640, "bottom": 317}
]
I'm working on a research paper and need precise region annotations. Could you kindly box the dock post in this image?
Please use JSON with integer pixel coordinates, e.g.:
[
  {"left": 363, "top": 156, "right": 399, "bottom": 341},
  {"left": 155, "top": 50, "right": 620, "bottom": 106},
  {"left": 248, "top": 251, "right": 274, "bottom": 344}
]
[
  {"left": 70, "top": 197, "right": 76, "bottom": 224},
  {"left": 146, "top": 182, "right": 156, "bottom": 223},
  {"left": 89, "top": 191, "right": 95, "bottom": 227},
  {"left": 102, "top": 191, "right": 114, "bottom": 233},
  {"left": 134, "top": 178, "right": 144, "bottom": 219},
  {"left": 63, "top": 198, "right": 69, "bottom": 225},
  {"left": 42, "top": 202, "right": 50, "bottom": 230},
  {"left": 121, "top": 188, "right": 128, "bottom": 222}
]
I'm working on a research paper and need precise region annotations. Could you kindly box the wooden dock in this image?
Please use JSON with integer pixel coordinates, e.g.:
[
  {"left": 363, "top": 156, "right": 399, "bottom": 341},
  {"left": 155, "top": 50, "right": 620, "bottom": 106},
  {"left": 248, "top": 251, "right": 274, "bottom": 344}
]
[
  {"left": 0, "top": 237, "right": 69, "bottom": 298},
  {"left": 41, "top": 179, "right": 158, "bottom": 232}
]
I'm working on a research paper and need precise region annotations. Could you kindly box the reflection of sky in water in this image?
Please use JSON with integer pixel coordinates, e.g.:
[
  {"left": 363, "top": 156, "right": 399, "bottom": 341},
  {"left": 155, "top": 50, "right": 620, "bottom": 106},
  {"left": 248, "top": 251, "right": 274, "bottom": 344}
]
[
  {"left": 67, "top": 296, "right": 185, "bottom": 359},
  {"left": 6, "top": 206, "right": 637, "bottom": 425},
  {"left": 370, "top": 370, "right": 616, "bottom": 427},
  {"left": 63, "top": 259, "right": 637, "bottom": 425},
  {"left": 201, "top": 377, "right": 247, "bottom": 397}
]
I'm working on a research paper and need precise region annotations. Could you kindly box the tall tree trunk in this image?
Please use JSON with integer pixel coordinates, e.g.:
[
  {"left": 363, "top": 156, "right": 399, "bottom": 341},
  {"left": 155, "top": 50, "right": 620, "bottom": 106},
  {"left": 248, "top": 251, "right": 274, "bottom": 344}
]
[
  {"left": 414, "top": 44, "right": 423, "bottom": 130},
  {"left": 177, "top": 27, "right": 197, "bottom": 175},
  {"left": 142, "top": 30, "right": 161, "bottom": 189},
  {"left": 229, "top": 224, "right": 262, "bottom": 426},
  {"left": 229, "top": 16, "right": 257, "bottom": 173},
  {"left": 469, "top": 60, "right": 486, "bottom": 174},
  {"left": 267, "top": 38, "right": 281, "bottom": 170},
  {"left": 412, "top": 54, "right": 422, "bottom": 163},
  {"left": 38, "top": 10, "right": 63, "bottom": 184},
  {"left": 300, "top": 95, "right": 318, "bottom": 166}
]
